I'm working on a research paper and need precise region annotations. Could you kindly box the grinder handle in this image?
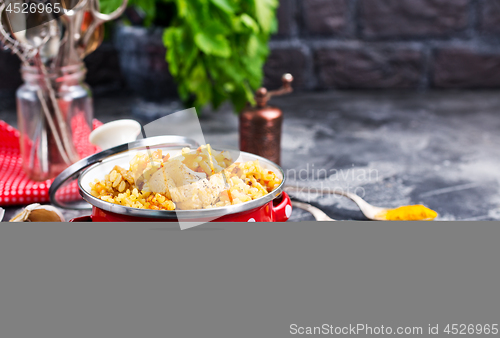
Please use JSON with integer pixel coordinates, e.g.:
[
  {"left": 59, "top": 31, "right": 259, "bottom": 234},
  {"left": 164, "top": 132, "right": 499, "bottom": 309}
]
[{"left": 256, "top": 74, "right": 294, "bottom": 107}]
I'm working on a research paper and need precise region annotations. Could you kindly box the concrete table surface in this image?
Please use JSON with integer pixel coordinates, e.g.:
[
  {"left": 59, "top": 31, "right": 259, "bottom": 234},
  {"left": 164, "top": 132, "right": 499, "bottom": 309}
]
[{"left": 2, "top": 90, "right": 500, "bottom": 221}]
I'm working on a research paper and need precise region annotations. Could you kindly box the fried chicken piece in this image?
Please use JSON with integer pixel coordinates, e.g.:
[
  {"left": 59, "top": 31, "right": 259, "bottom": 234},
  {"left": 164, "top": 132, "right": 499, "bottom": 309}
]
[{"left": 147, "top": 159, "right": 226, "bottom": 209}]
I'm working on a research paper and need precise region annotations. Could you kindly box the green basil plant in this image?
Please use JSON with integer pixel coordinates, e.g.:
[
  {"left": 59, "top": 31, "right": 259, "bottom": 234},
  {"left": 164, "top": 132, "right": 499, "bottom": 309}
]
[{"left": 101, "top": 0, "right": 279, "bottom": 113}]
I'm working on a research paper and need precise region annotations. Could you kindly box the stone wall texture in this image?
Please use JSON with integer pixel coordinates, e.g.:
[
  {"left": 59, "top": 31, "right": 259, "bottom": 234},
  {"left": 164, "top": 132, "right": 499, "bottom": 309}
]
[
  {"left": 2, "top": 0, "right": 500, "bottom": 94},
  {"left": 267, "top": 0, "right": 500, "bottom": 90}
]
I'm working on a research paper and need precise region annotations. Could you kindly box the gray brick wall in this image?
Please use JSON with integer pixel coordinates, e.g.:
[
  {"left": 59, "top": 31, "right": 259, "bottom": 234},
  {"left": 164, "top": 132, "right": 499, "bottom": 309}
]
[
  {"left": 266, "top": 0, "right": 500, "bottom": 90},
  {"left": 3, "top": 0, "right": 500, "bottom": 95}
]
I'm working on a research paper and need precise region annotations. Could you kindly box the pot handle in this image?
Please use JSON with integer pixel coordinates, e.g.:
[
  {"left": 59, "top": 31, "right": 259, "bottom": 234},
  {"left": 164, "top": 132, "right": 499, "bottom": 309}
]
[{"left": 272, "top": 192, "right": 292, "bottom": 222}]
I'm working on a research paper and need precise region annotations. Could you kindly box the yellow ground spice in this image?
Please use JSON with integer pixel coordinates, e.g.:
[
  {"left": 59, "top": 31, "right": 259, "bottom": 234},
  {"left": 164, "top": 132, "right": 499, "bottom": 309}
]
[{"left": 380, "top": 205, "right": 438, "bottom": 221}]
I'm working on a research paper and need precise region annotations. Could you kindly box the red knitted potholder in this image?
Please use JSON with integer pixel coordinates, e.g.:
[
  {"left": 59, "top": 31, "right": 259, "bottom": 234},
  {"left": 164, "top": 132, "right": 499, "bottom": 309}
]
[{"left": 0, "top": 119, "right": 102, "bottom": 206}]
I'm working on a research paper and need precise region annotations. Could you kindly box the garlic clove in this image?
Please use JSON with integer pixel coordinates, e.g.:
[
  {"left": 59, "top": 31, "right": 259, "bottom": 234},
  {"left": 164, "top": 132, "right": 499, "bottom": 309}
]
[{"left": 10, "top": 204, "right": 65, "bottom": 222}]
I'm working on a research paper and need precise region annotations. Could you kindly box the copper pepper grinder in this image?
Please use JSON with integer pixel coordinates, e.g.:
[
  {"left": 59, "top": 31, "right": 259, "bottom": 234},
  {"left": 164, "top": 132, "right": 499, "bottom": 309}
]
[{"left": 239, "top": 74, "right": 294, "bottom": 165}]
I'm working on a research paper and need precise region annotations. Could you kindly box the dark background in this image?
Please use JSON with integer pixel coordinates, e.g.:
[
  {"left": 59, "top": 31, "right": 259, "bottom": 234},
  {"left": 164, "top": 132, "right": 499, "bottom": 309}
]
[{"left": 3, "top": 0, "right": 500, "bottom": 101}]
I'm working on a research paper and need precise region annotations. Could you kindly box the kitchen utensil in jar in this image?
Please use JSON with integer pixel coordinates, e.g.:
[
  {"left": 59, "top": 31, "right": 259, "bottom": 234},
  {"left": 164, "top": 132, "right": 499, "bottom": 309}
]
[
  {"left": 59, "top": 0, "right": 89, "bottom": 66},
  {"left": 79, "top": 0, "right": 128, "bottom": 50}
]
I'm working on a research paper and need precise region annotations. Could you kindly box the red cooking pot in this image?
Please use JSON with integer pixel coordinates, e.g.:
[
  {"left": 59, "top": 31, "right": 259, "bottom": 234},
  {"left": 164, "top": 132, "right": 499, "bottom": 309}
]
[{"left": 50, "top": 136, "right": 292, "bottom": 222}]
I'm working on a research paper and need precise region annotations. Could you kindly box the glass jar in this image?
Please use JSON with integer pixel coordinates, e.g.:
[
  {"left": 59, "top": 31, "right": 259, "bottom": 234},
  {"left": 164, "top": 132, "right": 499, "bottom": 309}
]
[{"left": 16, "top": 63, "right": 93, "bottom": 181}]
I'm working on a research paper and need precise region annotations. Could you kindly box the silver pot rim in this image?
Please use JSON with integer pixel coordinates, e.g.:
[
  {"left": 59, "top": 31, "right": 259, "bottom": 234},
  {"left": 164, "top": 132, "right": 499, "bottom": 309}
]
[{"left": 78, "top": 151, "right": 286, "bottom": 219}]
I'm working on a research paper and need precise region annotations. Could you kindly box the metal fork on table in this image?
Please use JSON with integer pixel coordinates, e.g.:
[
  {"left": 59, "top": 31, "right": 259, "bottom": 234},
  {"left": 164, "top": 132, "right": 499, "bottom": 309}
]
[{"left": 291, "top": 201, "right": 336, "bottom": 221}]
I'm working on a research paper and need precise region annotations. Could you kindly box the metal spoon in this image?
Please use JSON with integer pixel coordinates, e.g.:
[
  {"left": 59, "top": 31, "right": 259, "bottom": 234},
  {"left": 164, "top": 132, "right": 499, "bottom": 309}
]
[
  {"left": 7, "top": 8, "right": 30, "bottom": 47},
  {"left": 59, "top": 0, "right": 88, "bottom": 66},
  {"left": 285, "top": 186, "right": 431, "bottom": 221},
  {"left": 71, "top": 3, "right": 104, "bottom": 58},
  {"left": 39, "top": 20, "right": 62, "bottom": 65},
  {"left": 79, "top": 0, "right": 128, "bottom": 49},
  {"left": 22, "top": 13, "right": 62, "bottom": 65},
  {"left": 291, "top": 201, "right": 335, "bottom": 221},
  {"left": 81, "top": 22, "right": 103, "bottom": 57},
  {"left": 0, "top": 6, "right": 37, "bottom": 62}
]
